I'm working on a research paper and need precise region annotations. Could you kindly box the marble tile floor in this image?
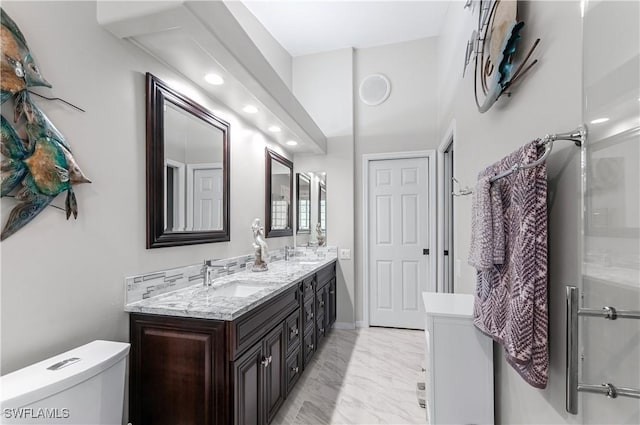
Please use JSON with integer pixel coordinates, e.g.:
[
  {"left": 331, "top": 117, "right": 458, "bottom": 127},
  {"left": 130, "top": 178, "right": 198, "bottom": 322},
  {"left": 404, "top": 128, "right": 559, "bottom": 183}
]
[{"left": 273, "top": 327, "right": 426, "bottom": 425}]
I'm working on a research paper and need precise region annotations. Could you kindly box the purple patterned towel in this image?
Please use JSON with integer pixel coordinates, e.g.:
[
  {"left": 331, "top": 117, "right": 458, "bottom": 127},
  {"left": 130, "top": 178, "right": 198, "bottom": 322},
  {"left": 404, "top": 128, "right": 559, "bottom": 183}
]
[
  {"left": 490, "top": 181, "right": 505, "bottom": 264},
  {"left": 468, "top": 176, "right": 494, "bottom": 270},
  {"left": 472, "top": 140, "right": 549, "bottom": 389}
]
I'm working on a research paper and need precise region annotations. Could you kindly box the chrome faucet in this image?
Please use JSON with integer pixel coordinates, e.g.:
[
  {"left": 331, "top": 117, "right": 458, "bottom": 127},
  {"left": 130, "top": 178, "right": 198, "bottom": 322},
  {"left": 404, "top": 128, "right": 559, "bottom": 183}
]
[
  {"left": 284, "top": 246, "right": 295, "bottom": 261},
  {"left": 203, "top": 260, "right": 229, "bottom": 286}
]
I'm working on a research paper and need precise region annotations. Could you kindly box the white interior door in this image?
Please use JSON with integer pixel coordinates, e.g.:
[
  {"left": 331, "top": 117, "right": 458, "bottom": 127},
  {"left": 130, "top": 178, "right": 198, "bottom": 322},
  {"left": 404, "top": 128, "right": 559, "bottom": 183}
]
[
  {"left": 187, "top": 164, "right": 223, "bottom": 231},
  {"left": 368, "top": 157, "right": 431, "bottom": 329}
]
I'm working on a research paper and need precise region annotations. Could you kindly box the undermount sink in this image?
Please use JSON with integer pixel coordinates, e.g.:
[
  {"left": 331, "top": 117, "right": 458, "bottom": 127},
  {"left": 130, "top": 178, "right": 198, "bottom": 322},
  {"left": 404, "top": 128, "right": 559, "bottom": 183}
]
[{"left": 210, "top": 281, "right": 265, "bottom": 298}]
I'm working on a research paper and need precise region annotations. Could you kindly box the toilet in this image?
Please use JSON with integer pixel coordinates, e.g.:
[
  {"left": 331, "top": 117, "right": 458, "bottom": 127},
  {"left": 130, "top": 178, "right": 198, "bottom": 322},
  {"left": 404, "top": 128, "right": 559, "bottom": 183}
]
[{"left": 0, "top": 340, "right": 130, "bottom": 425}]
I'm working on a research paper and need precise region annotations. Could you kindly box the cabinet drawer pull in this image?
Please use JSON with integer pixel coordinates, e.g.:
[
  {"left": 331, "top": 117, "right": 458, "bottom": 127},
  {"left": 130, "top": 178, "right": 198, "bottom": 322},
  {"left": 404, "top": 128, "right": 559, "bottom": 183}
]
[
  {"left": 291, "top": 366, "right": 299, "bottom": 374},
  {"left": 261, "top": 357, "right": 269, "bottom": 367},
  {"left": 330, "top": 290, "right": 335, "bottom": 294}
]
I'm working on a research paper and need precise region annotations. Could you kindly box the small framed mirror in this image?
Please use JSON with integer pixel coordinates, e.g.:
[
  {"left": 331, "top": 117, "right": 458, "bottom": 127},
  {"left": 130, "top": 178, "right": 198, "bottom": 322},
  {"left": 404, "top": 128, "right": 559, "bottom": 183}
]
[
  {"left": 265, "top": 148, "right": 293, "bottom": 237},
  {"left": 146, "top": 73, "right": 230, "bottom": 248},
  {"left": 319, "top": 180, "right": 327, "bottom": 232},
  {"left": 296, "top": 173, "right": 311, "bottom": 233}
]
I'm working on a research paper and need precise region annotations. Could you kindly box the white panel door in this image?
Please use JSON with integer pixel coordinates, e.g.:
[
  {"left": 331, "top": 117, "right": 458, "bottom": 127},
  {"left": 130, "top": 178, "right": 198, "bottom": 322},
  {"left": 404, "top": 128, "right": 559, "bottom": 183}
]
[
  {"left": 190, "top": 167, "right": 223, "bottom": 231},
  {"left": 369, "top": 157, "right": 430, "bottom": 329}
]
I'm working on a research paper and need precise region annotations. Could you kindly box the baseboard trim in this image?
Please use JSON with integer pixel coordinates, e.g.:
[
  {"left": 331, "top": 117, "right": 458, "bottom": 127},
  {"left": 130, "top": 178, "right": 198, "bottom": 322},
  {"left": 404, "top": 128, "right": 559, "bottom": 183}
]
[
  {"left": 332, "top": 322, "right": 356, "bottom": 330},
  {"left": 355, "top": 321, "right": 368, "bottom": 328}
]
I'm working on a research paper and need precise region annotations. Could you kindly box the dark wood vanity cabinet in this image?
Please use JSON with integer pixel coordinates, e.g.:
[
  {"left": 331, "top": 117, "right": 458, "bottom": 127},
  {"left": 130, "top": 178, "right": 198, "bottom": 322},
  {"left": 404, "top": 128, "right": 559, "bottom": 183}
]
[
  {"left": 128, "top": 262, "right": 336, "bottom": 425},
  {"left": 234, "top": 325, "right": 284, "bottom": 425},
  {"left": 129, "top": 315, "right": 228, "bottom": 425}
]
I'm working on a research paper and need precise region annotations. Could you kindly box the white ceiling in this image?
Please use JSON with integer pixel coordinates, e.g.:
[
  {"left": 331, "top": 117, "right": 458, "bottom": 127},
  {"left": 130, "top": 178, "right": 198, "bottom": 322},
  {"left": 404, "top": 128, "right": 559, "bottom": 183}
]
[{"left": 242, "top": 1, "right": 450, "bottom": 57}]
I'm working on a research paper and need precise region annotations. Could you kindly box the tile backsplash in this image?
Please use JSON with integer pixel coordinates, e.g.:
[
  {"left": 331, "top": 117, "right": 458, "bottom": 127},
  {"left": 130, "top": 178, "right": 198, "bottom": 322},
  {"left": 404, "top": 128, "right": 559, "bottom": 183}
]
[{"left": 124, "top": 246, "right": 336, "bottom": 304}]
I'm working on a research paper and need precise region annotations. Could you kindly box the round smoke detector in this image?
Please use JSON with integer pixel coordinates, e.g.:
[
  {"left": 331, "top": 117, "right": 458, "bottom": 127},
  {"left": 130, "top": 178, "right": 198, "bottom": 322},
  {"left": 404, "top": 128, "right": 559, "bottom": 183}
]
[{"left": 359, "top": 74, "right": 391, "bottom": 106}]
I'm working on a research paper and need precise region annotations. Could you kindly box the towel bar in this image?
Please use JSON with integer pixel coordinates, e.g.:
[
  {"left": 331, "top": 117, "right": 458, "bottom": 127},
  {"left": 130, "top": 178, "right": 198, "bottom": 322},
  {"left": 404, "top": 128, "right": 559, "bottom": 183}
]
[{"left": 566, "top": 286, "right": 640, "bottom": 414}]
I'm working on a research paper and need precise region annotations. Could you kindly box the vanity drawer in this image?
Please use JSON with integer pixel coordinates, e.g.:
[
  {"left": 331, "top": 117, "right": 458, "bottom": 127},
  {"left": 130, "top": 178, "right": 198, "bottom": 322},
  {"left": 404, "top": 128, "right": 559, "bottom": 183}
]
[
  {"left": 285, "top": 346, "right": 303, "bottom": 395},
  {"left": 284, "top": 309, "right": 301, "bottom": 356},
  {"left": 302, "top": 276, "right": 315, "bottom": 301},
  {"left": 302, "top": 298, "right": 315, "bottom": 333},
  {"left": 316, "top": 262, "right": 336, "bottom": 287},
  {"left": 302, "top": 331, "right": 315, "bottom": 367},
  {"left": 232, "top": 285, "right": 299, "bottom": 359}
]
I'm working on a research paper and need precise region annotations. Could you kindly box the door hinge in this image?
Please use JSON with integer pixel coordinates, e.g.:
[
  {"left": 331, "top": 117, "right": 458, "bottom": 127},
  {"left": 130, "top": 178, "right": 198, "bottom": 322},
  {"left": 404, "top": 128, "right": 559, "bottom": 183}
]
[{"left": 423, "top": 249, "right": 430, "bottom": 255}]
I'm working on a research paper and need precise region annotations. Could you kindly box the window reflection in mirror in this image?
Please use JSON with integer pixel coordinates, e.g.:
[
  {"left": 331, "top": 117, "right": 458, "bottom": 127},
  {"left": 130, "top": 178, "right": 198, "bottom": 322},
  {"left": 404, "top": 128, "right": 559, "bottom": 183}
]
[
  {"left": 164, "top": 102, "right": 224, "bottom": 232},
  {"left": 265, "top": 149, "right": 293, "bottom": 237},
  {"left": 296, "top": 173, "right": 311, "bottom": 233}
]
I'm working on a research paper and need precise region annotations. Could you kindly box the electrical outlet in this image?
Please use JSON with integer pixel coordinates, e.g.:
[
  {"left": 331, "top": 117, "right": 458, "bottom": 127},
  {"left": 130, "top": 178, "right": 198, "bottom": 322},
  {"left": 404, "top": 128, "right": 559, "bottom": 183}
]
[{"left": 340, "top": 248, "right": 351, "bottom": 260}]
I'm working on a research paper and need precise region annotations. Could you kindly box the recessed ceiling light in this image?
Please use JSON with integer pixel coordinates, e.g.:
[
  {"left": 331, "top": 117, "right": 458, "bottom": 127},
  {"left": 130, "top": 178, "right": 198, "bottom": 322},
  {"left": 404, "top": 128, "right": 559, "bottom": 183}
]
[
  {"left": 268, "top": 126, "right": 281, "bottom": 133},
  {"left": 590, "top": 117, "right": 609, "bottom": 124},
  {"left": 204, "top": 73, "right": 224, "bottom": 85},
  {"left": 286, "top": 140, "right": 298, "bottom": 146},
  {"left": 243, "top": 105, "right": 258, "bottom": 114}
]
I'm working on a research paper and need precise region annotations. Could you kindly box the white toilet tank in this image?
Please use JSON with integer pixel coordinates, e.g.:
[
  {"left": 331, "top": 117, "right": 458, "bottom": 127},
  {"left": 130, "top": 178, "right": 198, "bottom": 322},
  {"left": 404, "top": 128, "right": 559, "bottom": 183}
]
[{"left": 0, "top": 340, "right": 130, "bottom": 425}]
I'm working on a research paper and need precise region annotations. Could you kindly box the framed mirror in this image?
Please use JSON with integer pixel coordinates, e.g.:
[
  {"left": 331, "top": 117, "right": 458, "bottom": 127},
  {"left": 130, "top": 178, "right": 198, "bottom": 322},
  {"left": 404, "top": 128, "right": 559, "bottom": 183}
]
[
  {"left": 265, "top": 148, "right": 293, "bottom": 237},
  {"left": 146, "top": 73, "right": 230, "bottom": 248},
  {"left": 296, "top": 173, "right": 311, "bottom": 233},
  {"left": 319, "top": 180, "right": 326, "bottom": 232}
]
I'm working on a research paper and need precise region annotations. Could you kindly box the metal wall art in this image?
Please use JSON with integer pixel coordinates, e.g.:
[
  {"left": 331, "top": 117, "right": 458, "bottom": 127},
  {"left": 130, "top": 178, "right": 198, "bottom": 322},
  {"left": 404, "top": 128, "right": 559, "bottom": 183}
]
[
  {"left": 464, "top": 1, "right": 540, "bottom": 113},
  {"left": 0, "top": 8, "right": 89, "bottom": 240}
]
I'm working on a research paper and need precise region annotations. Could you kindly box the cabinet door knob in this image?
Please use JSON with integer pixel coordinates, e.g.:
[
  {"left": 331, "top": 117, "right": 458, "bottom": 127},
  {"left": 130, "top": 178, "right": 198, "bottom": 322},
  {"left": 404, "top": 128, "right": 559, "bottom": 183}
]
[
  {"left": 268, "top": 355, "right": 273, "bottom": 365},
  {"left": 319, "top": 301, "right": 325, "bottom": 307},
  {"left": 330, "top": 290, "right": 335, "bottom": 295},
  {"left": 261, "top": 357, "right": 269, "bottom": 367},
  {"left": 308, "top": 343, "right": 314, "bottom": 350},
  {"left": 292, "top": 366, "right": 299, "bottom": 374},
  {"left": 320, "top": 327, "right": 325, "bottom": 333},
  {"left": 290, "top": 328, "right": 299, "bottom": 339}
]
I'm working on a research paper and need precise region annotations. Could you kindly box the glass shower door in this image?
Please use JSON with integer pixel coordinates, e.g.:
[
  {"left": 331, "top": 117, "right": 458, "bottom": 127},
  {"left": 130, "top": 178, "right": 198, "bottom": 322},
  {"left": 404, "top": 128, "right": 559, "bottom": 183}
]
[{"left": 578, "top": 0, "right": 640, "bottom": 423}]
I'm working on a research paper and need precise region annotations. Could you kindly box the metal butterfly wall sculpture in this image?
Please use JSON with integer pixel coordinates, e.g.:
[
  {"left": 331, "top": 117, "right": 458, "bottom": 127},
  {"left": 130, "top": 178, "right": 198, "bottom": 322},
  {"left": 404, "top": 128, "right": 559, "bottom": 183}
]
[{"left": 0, "top": 8, "right": 90, "bottom": 240}]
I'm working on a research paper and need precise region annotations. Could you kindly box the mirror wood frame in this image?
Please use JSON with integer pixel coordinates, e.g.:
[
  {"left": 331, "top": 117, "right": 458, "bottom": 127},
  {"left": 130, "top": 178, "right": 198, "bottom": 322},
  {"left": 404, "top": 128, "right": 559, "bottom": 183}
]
[
  {"left": 265, "top": 148, "right": 293, "bottom": 238},
  {"left": 318, "top": 180, "right": 326, "bottom": 232},
  {"left": 146, "top": 72, "right": 230, "bottom": 248},
  {"left": 296, "top": 173, "right": 311, "bottom": 234}
]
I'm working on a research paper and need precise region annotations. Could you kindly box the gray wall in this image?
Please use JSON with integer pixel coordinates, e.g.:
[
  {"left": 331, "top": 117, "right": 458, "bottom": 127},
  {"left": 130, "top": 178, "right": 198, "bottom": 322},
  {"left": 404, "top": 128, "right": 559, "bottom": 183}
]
[
  {"left": 437, "top": 1, "right": 583, "bottom": 423},
  {"left": 0, "top": 1, "right": 293, "bottom": 374},
  {"left": 353, "top": 37, "right": 439, "bottom": 325},
  {"left": 292, "top": 48, "right": 356, "bottom": 326},
  {"left": 291, "top": 38, "right": 440, "bottom": 327}
]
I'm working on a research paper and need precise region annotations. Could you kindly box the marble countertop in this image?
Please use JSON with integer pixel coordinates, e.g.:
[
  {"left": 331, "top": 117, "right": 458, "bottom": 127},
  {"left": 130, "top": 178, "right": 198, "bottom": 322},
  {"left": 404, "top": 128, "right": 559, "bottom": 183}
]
[{"left": 125, "top": 255, "right": 337, "bottom": 321}]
